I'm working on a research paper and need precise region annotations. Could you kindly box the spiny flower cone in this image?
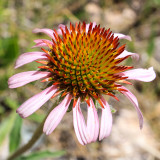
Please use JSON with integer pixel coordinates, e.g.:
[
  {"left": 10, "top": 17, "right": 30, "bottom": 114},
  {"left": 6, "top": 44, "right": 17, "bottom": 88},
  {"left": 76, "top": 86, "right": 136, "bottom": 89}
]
[
  {"left": 8, "top": 22, "right": 156, "bottom": 145},
  {"left": 39, "top": 22, "right": 132, "bottom": 103}
]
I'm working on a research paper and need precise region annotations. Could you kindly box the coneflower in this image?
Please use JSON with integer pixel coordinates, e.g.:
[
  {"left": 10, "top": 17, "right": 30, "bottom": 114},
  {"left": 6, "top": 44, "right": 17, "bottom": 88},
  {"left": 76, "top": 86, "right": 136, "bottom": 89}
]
[{"left": 8, "top": 22, "right": 156, "bottom": 145}]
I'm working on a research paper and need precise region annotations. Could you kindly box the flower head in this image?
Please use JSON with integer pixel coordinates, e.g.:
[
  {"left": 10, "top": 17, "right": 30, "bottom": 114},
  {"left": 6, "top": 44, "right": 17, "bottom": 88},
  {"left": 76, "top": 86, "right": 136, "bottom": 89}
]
[{"left": 8, "top": 22, "right": 156, "bottom": 145}]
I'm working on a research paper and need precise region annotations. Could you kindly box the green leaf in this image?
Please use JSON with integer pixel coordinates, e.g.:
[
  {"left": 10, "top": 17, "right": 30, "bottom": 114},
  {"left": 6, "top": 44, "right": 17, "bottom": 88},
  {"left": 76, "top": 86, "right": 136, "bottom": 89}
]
[
  {"left": 0, "top": 112, "right": 17, "bottom": 146},
  {"left": 16, "top": 150, "right": 66, "bottom": 160},
  {"left": 9, "top": 114, "right": 22, "bottom": 153}
]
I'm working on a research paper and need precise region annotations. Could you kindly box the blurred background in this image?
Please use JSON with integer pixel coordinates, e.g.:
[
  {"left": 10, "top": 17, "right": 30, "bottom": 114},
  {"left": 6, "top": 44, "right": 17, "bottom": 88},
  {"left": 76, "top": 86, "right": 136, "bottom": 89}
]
[{"left": 0, "top": 0, "right": 160, "bottom": 159}]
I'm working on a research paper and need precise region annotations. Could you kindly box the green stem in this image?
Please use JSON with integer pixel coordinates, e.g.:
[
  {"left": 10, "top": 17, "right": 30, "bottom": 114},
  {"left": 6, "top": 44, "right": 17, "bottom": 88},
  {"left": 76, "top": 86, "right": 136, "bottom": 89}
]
[{"left": 7, "top": 100, "right": 59, "bottom": 160}]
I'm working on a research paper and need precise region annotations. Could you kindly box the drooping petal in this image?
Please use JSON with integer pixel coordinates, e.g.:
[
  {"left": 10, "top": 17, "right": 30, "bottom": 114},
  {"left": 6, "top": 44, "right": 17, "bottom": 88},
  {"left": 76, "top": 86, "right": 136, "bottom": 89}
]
[
  {"left": 32, "top": 28, "right": 54, "bottom": 39},
  {"left": 17, "top": 85, "right": 58, "bottom": 118},
  {"left": 73, "top": 98, "right": 85, "bottom": 145},
  {"left": 15, "top": 52, "right": 48, "bottom": 68},
  {"left": 116, "top": 50, "right": 139, "bottom": 60},
  {"left": 119, "top": 67, "right": 156, "bottom": 82},
  {"left": 32, "top": 39, "right": 53, "bottom": 48},
  {"left": 120, "top": 86, "right": 143, "bottom": 129},
  {"left": 114, "top": 33, "right": 132, "bottom": 41},
  {"left": 87, "top": 98, "right": 99, "bottom": 143},
  {"left": 8, "top": 71, "right": 51, "bottom": 88},
  {"left": 43, "top": 94, "right": 72, "bottom": 135},
  {"left": 73, "top": 98, "right": 89, "bottom": 145},
  {"left": 99, "top": 95, "right": 113, "bottom": 141}
]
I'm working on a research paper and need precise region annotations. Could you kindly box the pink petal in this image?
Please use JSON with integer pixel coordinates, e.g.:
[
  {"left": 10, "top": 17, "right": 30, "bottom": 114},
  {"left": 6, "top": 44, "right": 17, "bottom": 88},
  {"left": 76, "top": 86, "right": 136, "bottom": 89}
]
[
  {"left": 87, "top": 98, "right": 99, "bottom": 143},
  {"left": 120, "top": 86, "right": 143, "bottom": 129},
  {"left": 32, "top": 28, "right": 54, "bottom": 39},
  {"left": 114, "top": 33, "right": 132, "bottom": 41},
  {"left": 32, "top": 39, "right": 53, "bottom": 48},
  {"left": 116, "top": 50, "right": 139, "bottom": 60},
  {"left": 99, "top": 95, "right": 113, "bottom": 141},
  {"left": 57, "top": 24, "right": 66, "bottom": 34},
  {"left": 73, "top": 98, "right": 89, "bottom": 145},
  {"left": 17, "top": 85, "right": 58, "bottom": 118},
  {"left": 43, "top": 94, "right": 72, "bottom": 135},
  {"left": 15, "top": 52, "right": 48, "bottom": 68},
  {"left": 72, "top": 98, "right": 85, "bottom": 145},
  {"left": 119, "top": 67, "right": 156, "bottom": 82},
  {"left": 8, "top": 71, "right": 51, "bottom": 88},
  {"left": 86, "top": 22, "right": 96, "bottom": 33},
  {"left": 57, "top": 22, "right": 97, "bottom": 34}
]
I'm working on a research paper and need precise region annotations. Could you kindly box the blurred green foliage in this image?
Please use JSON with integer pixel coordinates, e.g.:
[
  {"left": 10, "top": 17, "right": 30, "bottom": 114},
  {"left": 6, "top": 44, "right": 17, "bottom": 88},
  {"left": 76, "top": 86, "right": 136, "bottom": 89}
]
[
  {"left": 0, "top": 36, "right": 19, "bottom": 91},
  {"left": 0, "top": 112, "right": 17, "bottom": 146},
  {"left": 16, "top": 150, "right": 66, "bottom": 160},
  {"left": 4, "top": 97, "right": 19, "bottom": 110},
  {"left": 28, "top": 113, "right": 45, "bottom": 123},
  {"left": 9, "top": 115, "right": 22, "bottom": 153},
  {"left": 0, "top": 36, "right": 19, "bottom": 67},
  {"left": 147, "top": 30, "right": 155, "bottom": 57}
]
